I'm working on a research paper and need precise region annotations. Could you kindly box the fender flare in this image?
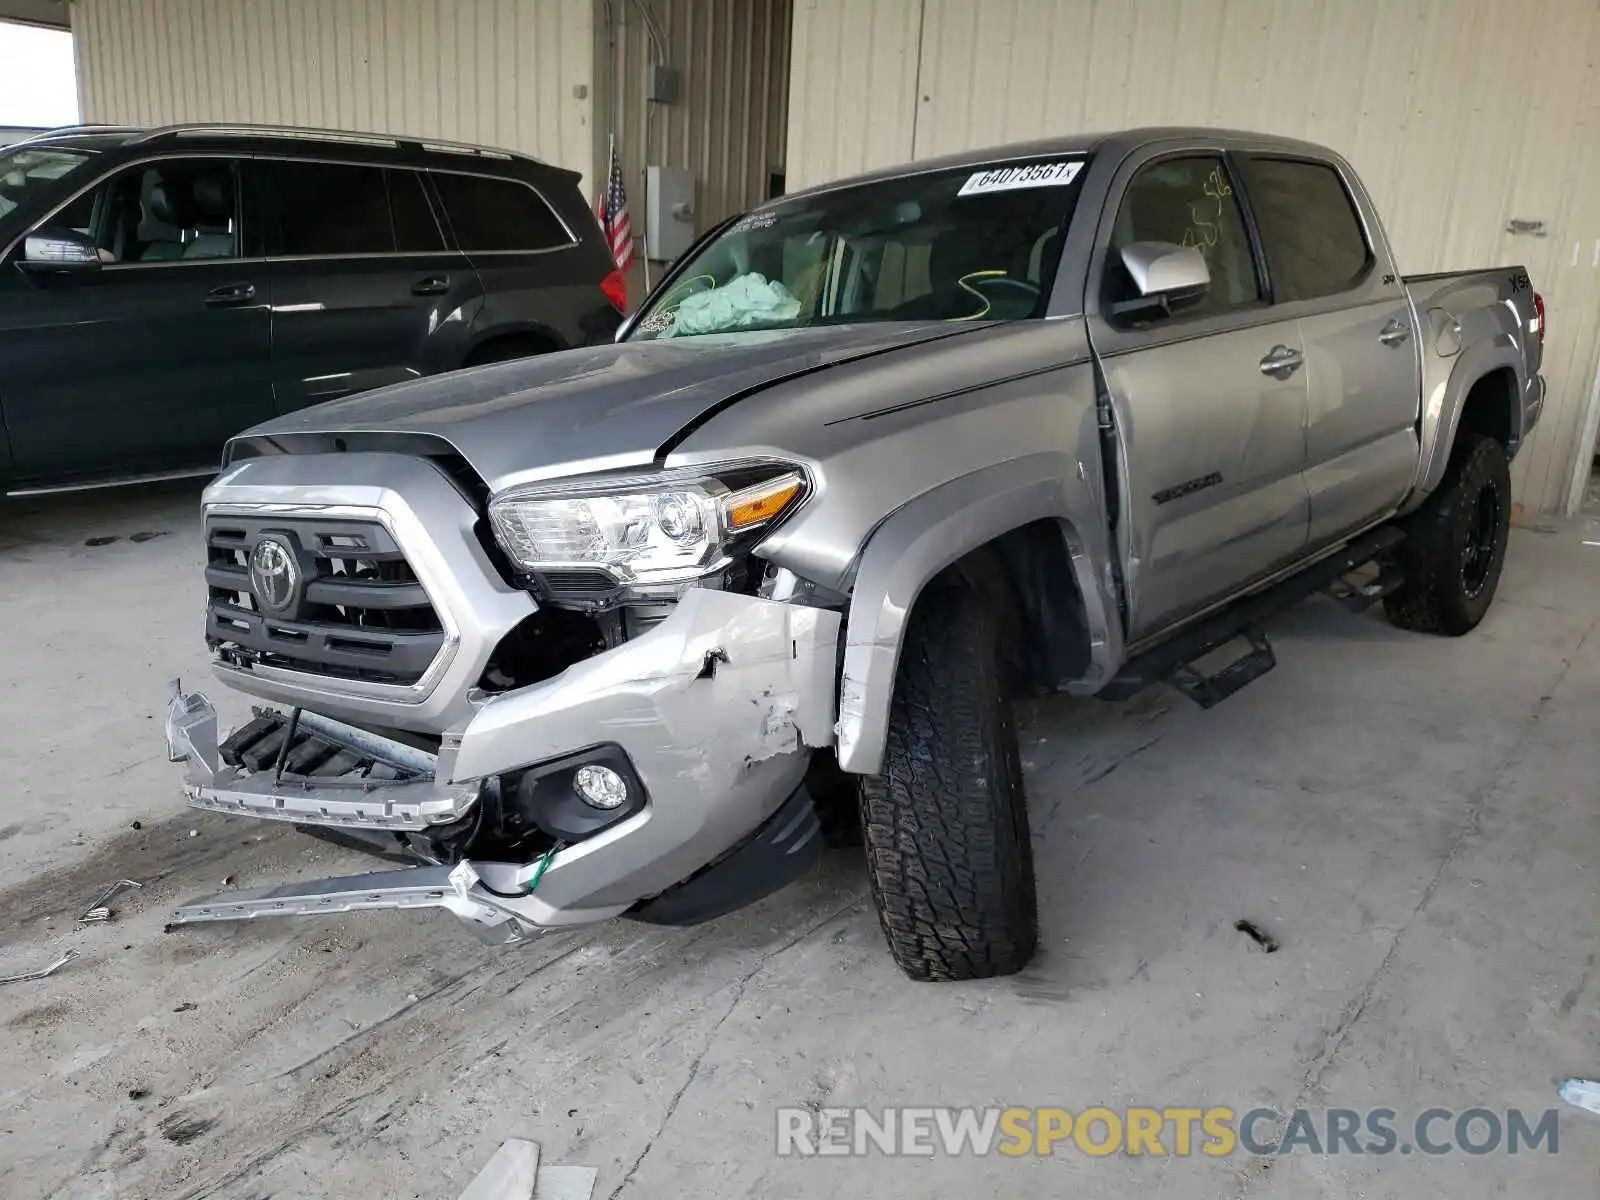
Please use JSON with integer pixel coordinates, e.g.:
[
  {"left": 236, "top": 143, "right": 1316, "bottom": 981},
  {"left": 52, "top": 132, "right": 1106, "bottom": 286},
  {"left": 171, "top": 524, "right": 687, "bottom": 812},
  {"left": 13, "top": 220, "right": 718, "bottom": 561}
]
[
  {"left": 1416, "top": 332, "right": 1525, "bottom": 499},
  {"left": 835, "top": 452, "right": 1123, "bottom": 774}
]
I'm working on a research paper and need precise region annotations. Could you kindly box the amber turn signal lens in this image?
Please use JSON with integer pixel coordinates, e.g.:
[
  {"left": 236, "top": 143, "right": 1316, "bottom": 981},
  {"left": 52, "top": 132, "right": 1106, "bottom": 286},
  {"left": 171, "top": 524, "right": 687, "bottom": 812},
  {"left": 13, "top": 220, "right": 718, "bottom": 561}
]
[{"left": 726, "top": 477, "right": 801, "bottom": 530}]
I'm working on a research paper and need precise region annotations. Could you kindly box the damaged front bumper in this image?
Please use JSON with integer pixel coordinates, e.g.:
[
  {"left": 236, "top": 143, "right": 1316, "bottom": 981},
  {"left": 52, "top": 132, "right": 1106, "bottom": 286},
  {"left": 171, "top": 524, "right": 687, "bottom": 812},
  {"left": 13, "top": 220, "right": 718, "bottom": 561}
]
[
  {"left": 165, "top": 691, "right": 479, "bottom": 828},
  {"left": 165, "top": 589, "right": 841, "bottom": 943}
]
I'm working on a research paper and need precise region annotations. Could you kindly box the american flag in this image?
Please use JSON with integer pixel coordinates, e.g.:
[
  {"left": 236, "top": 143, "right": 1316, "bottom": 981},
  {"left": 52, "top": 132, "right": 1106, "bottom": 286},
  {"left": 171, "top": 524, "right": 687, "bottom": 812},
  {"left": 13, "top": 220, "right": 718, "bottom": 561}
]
[{"left": 597, "top": 137, "right": 633, "bottom": 272}]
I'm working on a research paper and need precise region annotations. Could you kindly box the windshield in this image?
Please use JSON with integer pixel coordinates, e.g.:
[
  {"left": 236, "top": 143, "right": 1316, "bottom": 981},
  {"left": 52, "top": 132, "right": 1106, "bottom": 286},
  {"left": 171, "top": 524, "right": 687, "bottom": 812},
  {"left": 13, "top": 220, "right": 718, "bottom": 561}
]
[
  {"left": 628, "top": 157, "right": 1089, "bottom": 339},
  {"left": 0, "top": 146, "right": 96, "bottom": 220}
]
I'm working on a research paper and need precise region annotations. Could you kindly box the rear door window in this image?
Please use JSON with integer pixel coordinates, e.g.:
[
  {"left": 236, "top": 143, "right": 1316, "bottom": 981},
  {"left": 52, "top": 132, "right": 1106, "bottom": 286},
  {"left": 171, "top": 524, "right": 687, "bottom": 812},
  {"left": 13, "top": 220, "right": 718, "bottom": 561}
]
[
  {"left": 1238, "top": 157, "right": 1371, "bottom": 301},
  {"left": 430, "top": 171, "right": 572, "bottom": 252},
  {"left": 262, "top": 161, "right": 394, "bottom": 256},
  {"left": 388, "top": 169, "right": 445, "bottom": 252}
]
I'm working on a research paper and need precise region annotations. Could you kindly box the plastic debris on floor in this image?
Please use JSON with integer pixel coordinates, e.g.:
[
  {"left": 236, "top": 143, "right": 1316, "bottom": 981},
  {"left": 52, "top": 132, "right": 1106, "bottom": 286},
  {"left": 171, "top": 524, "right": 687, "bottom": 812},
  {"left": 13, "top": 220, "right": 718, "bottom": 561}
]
[
  {"left": 459, "top": 1139, "right": 598, "bottom": 1200},
  {"left": 1557, "top": 1078, "right": 1600, "bottom": 1116}
]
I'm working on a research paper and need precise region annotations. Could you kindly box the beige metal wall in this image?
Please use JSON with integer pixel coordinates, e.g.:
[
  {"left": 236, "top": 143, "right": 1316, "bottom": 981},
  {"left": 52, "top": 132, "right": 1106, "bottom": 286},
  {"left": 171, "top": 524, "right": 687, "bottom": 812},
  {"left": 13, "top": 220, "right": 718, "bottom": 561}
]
[
  {"left": 787, "top": 0, "right": 1600, "bottom": 515},
  {"left": 596, "top": 0, "right": 791, "bottom": 253},
  {"left": 74, "top": 0, "right": 600, "bottom": 186}
]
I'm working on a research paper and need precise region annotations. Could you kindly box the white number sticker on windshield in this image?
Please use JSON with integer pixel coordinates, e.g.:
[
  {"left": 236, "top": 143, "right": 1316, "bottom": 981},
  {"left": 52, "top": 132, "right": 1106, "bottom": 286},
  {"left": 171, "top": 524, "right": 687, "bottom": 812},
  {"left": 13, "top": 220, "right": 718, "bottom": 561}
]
[
  {"left": 729, "top": 209, "right": 778, "bottom": 234},
  {"left": 957, "top": 160, "right": 1084, "bottom": 196}
]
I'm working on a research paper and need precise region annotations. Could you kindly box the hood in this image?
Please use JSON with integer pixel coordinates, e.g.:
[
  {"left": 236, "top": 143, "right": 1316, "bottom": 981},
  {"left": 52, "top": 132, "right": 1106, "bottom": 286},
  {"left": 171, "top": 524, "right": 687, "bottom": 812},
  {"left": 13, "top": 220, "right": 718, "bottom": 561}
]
[{"left": 235, "top": 323, "right": 973, "bottom": 493}]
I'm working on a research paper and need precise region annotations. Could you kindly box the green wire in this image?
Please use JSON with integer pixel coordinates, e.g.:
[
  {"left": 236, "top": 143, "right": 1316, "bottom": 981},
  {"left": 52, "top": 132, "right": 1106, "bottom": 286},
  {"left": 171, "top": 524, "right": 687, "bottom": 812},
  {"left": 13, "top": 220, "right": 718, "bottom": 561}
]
[{"left": 527, "top": 841, "right": 563, "bottom": 892}]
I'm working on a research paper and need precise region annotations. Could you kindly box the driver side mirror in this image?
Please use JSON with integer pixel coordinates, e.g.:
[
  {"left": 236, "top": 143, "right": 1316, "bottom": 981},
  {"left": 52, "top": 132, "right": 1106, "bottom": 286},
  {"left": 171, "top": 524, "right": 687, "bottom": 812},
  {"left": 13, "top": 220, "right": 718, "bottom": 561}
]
[
  {"left": 17, "top": 227, "right": 103, "bottom": 275},
  {"left": 1111, "top": 241, "right": 1210, "bottom": 319}
]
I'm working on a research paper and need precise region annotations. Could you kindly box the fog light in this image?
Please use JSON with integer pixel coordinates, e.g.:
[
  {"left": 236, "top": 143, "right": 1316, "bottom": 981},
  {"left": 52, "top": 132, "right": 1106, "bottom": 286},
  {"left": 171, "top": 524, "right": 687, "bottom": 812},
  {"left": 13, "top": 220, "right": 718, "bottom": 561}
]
[{"left": 573, "top": 764, "right": 628, "bottom": 810}]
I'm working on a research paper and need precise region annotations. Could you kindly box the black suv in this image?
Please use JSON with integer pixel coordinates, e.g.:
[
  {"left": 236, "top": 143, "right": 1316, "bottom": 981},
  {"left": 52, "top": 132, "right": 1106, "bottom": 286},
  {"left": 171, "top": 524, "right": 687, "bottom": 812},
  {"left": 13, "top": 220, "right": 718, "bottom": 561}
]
[{"left": 0, "top": 123, "right": 626, "bottom": 495}]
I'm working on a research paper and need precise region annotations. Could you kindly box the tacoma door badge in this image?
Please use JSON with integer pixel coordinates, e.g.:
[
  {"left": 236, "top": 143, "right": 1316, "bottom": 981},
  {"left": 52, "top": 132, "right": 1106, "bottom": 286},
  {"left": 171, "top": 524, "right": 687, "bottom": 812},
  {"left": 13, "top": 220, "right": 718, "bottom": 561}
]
[{"left": 1152, "top": 471, "right": 1224, "bottom": 506}]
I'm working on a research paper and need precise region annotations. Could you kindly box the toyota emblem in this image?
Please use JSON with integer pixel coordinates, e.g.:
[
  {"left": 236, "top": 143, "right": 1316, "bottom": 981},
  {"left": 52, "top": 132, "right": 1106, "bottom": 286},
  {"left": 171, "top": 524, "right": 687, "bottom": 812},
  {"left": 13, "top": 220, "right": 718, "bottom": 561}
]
[{"left": 248, "top": 535, "right": 301, "bottom": 615}]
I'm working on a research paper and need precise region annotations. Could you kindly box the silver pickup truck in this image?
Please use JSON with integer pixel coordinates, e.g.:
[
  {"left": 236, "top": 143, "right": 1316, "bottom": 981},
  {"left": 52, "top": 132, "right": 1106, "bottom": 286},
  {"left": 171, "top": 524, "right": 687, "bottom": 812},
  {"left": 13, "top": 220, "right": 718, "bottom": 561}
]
[{"left": 165, "top": 127, "right": 1545, "bottom": 982}]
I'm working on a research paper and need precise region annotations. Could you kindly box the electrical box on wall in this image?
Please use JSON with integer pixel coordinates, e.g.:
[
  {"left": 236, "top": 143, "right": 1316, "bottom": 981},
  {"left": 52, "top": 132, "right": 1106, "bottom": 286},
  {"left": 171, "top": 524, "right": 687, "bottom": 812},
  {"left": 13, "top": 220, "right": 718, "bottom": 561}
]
[
  {"left": 646, "top": 64, "right": 681, "bottom": 104},
  {"left": 645, "top": 166, "right": 695, "bottom": 262}
]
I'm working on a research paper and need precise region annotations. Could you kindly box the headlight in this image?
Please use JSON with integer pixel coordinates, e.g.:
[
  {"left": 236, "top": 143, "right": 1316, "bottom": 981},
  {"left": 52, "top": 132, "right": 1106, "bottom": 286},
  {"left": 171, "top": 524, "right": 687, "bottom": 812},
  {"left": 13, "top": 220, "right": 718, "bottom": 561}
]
[{"left": 487, "top": 462, "right": 806, "bottom": 601}]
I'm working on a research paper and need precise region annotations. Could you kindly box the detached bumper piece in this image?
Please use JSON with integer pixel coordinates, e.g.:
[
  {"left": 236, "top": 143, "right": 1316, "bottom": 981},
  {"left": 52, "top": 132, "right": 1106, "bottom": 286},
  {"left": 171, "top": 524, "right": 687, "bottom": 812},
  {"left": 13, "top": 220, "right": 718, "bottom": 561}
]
[
  {"left": 163, "top": 682, "right": 480, "bottom": 830},
  {"left": 167, "top": 783, "right": 825, "bottom": 944},
  {"left": 167, "top": 863, "right": 536, "bottom": 945}
]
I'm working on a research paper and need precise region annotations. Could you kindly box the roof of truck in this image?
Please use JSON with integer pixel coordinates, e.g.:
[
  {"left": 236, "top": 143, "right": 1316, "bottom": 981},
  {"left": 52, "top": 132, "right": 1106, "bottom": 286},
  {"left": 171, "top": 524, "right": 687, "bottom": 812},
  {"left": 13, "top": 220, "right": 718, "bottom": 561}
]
[{"left": 778, "top": 126, "right": 1334, "bottom": 204}]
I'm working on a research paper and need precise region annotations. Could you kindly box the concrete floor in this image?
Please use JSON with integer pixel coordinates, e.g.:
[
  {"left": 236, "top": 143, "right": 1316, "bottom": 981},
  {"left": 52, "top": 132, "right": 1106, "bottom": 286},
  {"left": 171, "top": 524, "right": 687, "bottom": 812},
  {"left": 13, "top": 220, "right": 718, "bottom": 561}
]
[{"left": 0, "top": 483, "right": 1595, "bottom": 1200}]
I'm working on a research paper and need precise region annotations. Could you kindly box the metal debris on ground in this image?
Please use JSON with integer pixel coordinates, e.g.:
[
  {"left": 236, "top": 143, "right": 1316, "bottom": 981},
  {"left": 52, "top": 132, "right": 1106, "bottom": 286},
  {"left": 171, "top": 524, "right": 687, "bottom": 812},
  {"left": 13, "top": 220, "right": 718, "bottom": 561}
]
[
  {"left": 0, "top": 949, "right": 79, "bottom": 986},
  {"left": 1233, "top": 919, "right": 1280, "bottom": 953},
  {"left": 79, "top": 879, "right": 142, "bottom": 924},
  {"left": 1557, "top": 1078, "right": 1600, "bottom": 1116},
  {"left": 458, "top": 1140, "right": 598, "bottom": 1200}
]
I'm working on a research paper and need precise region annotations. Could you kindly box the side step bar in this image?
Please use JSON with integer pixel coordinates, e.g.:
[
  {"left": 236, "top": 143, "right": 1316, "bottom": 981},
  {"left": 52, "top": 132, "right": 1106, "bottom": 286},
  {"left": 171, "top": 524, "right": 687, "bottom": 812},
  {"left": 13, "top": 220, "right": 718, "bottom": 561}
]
[
  {"left": 1166, "top": 630, "right": 1276, "bottom": 709},
  {"left": 1101, "top": 525, "right": 1405, "bottom": 706}
]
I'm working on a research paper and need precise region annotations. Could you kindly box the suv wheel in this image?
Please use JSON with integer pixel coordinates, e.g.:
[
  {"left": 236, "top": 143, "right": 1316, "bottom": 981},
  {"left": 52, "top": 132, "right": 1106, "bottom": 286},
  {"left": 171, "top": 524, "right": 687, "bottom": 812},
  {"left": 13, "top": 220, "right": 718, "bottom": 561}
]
[
  {"left": 859, "top": 580, "right": 1038, "bottom": 981},
  {"left": 1384, "top": 434, "right": 1512, "bottom": 635},
  {"left": 465, "top": 335, "right": 556, "bottom": 367}
]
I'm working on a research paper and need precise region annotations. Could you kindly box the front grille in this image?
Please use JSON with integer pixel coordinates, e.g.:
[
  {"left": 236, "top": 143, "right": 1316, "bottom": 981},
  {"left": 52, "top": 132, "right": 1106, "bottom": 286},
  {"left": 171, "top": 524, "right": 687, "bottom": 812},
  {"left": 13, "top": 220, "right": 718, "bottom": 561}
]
[{"left": 205, "top": 515, "right": 446, "bottom": 686}]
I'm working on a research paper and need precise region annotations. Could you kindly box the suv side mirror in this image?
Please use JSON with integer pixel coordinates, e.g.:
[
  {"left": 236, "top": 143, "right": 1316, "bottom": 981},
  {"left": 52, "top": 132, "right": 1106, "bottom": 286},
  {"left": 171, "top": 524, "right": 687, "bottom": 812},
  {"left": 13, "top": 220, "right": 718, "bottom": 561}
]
[
  {"left": 1111, "top": 241, "right": 1210, "bottom": 318},
  {"left": 18, "top": 227, "right": 103, "bottom": 274}
]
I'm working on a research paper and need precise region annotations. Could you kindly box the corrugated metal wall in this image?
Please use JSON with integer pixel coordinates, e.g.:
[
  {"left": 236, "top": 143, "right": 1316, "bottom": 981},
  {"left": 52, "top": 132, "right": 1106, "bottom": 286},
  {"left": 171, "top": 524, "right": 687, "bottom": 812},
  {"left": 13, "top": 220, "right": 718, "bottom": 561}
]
[
  {"left": 74, "top": 0, "right": 600, "bottom": 186},
  {"left": 787, "top": 0, "right": 1600, "bottom": 515},
  {"left": 596, "top": 0, "right": 791, "bottom": 251},
  {"left": 785, "top": 0, "right": 922, "bottom": 187}
]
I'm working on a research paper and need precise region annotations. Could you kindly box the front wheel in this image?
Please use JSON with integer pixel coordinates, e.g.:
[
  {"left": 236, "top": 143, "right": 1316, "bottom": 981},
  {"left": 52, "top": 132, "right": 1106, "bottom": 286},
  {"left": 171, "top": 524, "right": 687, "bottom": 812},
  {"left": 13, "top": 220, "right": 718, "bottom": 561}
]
[
  {"left": 1384, "top": 434, "right": 1512, "bottom": 635},
  {"left": 859, "top": 581, "right": 1038, "bottom": 982}
]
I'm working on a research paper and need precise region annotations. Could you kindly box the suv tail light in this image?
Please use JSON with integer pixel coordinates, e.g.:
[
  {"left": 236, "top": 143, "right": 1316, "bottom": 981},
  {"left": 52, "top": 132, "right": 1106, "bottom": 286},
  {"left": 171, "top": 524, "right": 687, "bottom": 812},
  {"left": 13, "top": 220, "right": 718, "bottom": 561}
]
[
  {"left": 600, "top": 269, "right": 627, "bottom": 314},
  {"left": 1532, "top": 291, "right": 1545, "bottom": 342}
]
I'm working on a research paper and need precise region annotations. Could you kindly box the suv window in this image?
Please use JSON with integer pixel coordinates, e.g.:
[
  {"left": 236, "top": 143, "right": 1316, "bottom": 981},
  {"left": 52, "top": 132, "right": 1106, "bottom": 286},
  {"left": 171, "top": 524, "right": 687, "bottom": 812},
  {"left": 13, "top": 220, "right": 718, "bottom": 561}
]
[
  {"left": 260, "top": 161, "right": 445, "bottom": 256},
  {"left": 40, "top": 157, "right": 242, "bottom": 264},
  {"left": 0, "top": 146, "right": 96, "bottom": 220},
  {"left": 1239, "top": 157, "right": 1370, "bottom": 301},
  {"left": 265, "top": 161, "right": 390, "bottom": 256},
  {"left": 1105, "top": 156, "right": 1260, "bottom": 321},
  {"left": 389, "top": 169, "right": 445, "bottom": 252},
  {"left": 430, "top": 172, "right": 571, "bottom": 252}
]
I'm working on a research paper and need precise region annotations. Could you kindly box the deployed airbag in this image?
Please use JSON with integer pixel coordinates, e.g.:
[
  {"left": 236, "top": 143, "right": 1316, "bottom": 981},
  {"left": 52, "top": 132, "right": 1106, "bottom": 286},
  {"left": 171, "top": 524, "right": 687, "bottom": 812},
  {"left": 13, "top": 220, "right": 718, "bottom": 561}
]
[{"left": 661, "top": 272, "right": 802, "bottom": 337}]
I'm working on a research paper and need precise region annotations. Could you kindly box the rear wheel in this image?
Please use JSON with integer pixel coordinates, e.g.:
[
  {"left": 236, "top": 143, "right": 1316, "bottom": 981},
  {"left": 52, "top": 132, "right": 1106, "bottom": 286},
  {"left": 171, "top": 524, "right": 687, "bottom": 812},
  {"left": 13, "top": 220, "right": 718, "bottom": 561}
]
[
  {"left": 859, "top": 581, "right": 1038, "bottom": 982},
  {"left": 464, "top": 335, "right": 557, "bottom": 367},
  {"left": 1383, "top": 434, "right": 1511, "bottom": 635}
]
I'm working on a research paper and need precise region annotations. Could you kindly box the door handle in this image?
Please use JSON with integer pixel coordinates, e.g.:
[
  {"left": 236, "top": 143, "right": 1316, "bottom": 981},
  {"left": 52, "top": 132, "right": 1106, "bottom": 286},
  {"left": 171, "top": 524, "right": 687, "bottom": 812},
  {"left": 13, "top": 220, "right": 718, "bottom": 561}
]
[
  {"left": 1258, "top": 345, "right": 1304, "bottom": 378},
  {"left": 411, "top": 275, "right": 450, "bottom": 296},
  {"left": 1379, "top": 319, "right": 1411, "bottom": 347},
  {"left": 204, "top": 283, "right": 256, "bottom": 307}
]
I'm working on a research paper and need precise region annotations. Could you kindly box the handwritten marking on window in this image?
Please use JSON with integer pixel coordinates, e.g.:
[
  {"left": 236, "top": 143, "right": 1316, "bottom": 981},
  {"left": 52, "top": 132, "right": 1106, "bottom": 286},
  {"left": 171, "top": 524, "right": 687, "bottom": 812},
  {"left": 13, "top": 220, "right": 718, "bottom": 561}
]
[{"left": 1181, "top": 167, "right": 1233, "bottom": 260}]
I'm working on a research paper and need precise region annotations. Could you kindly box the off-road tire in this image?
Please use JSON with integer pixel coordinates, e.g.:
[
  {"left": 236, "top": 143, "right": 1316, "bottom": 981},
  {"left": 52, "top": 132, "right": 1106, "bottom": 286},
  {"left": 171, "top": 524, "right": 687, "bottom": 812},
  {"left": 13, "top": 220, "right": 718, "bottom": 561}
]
[
  {"left": 859, "top": 582, "right": 1038, "bottom": 982},
  {"left": 1383, "top": 434, "right": 1511, "bottom": 635}
]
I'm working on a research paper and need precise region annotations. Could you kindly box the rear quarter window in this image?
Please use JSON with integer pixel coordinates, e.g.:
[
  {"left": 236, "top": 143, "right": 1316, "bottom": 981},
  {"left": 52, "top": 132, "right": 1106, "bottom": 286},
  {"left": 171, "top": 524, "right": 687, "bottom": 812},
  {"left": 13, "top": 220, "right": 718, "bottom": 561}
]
[
  {"left": 1239, "top": 157, "right": 1371, "bottom": 301},
  {"left": 431, "top": 172, "right": 572, "bottom": 253}
]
